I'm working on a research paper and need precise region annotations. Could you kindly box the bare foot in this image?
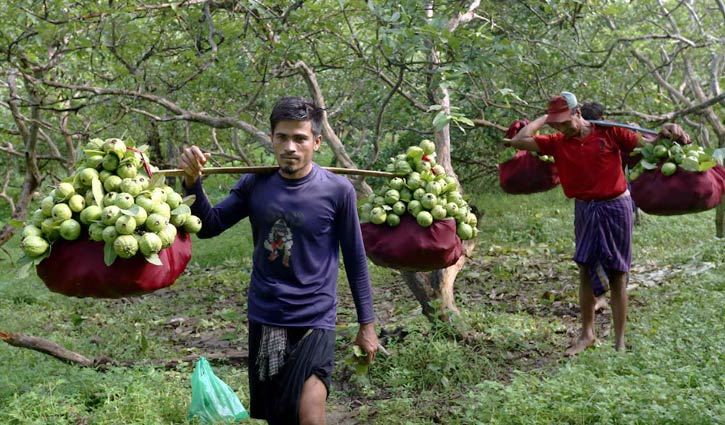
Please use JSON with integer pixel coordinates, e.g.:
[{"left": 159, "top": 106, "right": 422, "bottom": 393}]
[
  {"left": 614, "top": 341, "right": 626, "bottom": 352},
  {"left": 564, "top": 335, "right": 597, "bottom": 357},
  {"left": 594, "top": 296, "right": 608, "bottom": 312}
]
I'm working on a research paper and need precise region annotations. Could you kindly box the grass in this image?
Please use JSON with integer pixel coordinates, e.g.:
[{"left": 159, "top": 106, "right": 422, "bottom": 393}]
[{"left": 1, "top": 184, "right": 724, "bottom": 424}]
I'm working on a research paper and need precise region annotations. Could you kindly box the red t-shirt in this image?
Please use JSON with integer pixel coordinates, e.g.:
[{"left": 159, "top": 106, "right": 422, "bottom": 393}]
[{"left": 535, "top": 125, "right": 639, "bottom": 201}]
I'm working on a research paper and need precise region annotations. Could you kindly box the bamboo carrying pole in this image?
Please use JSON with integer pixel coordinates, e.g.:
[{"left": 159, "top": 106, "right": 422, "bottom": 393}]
[{"left": 155, "top": 166, "right": 395, "bottom": 178}]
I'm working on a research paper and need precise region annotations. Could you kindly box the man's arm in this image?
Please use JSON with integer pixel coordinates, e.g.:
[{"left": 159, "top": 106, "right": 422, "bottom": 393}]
[{"left": 507, "top": 115, "right": 547, "bottom": 152}]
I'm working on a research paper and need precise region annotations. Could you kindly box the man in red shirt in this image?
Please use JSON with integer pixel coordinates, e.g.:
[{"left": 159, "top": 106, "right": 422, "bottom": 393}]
[{"left": 508, "top": 93, "right": 689, "bottom": 356}]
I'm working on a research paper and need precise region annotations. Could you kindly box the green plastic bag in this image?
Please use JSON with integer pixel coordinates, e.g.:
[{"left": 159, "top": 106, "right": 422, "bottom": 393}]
[{"left": 188, "top": 357, "right": 250, "bottom": 423}]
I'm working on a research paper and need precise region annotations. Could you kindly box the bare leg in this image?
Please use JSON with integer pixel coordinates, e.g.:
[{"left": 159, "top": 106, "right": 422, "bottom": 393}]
[
  {"left": 299, "top": 374, "right": 327, "bottom": 425},
  {"left": 565, "top": 265, "right": 598, "bottom": 356},
  {"left": 594, "top": 295, "right": 608, "bottom": 312},
  {"left": 609, "top": 271, "right": 628, "bottom": 351}
]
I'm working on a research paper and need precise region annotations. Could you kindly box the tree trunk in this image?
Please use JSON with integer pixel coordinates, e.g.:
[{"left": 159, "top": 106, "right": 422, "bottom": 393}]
[{"left": 716, "top": 203, "right": 724, "bottom": 238}]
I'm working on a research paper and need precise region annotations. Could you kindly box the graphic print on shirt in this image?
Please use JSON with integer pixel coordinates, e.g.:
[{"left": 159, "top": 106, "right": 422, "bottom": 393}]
[{"left": 264, "top": 218, "right": 293, "bottom": 267}]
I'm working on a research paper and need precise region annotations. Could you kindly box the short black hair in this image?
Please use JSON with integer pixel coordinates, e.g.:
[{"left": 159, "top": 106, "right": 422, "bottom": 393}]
[
  {"left": 581, "top": 102, "right": 604, "bottom": 121},
  {"left": 269, "top": 96, "right": 324, "bottom": 136}
]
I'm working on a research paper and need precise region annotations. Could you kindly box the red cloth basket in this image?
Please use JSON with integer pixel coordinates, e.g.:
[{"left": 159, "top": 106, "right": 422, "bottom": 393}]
[
  {"left": 630, "top": 164, "right": 725, "bottom": 215},
  {"left": 499, "top": 151, "right": 560, "bottom": 194},
  {"left": 361, "top": 214, "right": 462, "bottom": 272},
  {"left": 36, "top": 232, "right": 192, "bottom": 298}
]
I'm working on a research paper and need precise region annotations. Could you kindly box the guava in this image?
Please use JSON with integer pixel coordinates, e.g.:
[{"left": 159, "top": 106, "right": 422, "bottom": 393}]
[
  {"left": 135, "top": 195, "right": 156, "bottom": 213},
  {"left": 113, "top": 234, "right": 139, "bottom": 259},
  {"left": 80, "top": 205, "right": 103, "bottom": 225},
  {"left": 420, "top": 193, "right": 437, "bottom": 210},
  {"left": 445, "top": 202, "right": 459, "bottom": 217},
  {"left": 407, "top": 200, "right": 423, "bottom": 217},
  {"left": 431, "top": 205, "right": 447, "bottom": 220},
  {"left": 158, "top": 223, "right": 177, "bottom": 248},
  {"left": 103, "top": 192, "right": 118, "bottom": 207},
  {"left": 425, "top": 181, "right": 442, "bottom": 196},
  {"left": 59, "top": 219, "right": 81, "bottom": 241},
  {"left": 145, "top": 213, "right": 169, "bottom": 233},
  {"left": 22, "top": 225, "right": 43, "bottom": 240},
  {"left": 101, "top": 205, "right": 122, "bottom": 225},
  {"left": 392, "top": 201, "right": 406, "bottom": 216},
  {"left": 358, "top": 203, "right": 373, "bottom": 222},
  {"left": 101, "top": 225, "right": 118, "bottom": 244},
  {"left": 68, "top": 194, "right": 86, "bottom": 213},
  {"left": 151, "top": 188, "right": 168, "bottom": 204},
  {"left": 30, "top": 209, "right": 45, "bottom": 227},
  {"left": 183, "top": 215, "right": 202, "bottom": 233},
  {"left": 139, "top": 232, "right": 163, "bottom": 257},
  {"left": 653, "top": 145, "right": 668, "bottom": 159},
  {"left": 394, "top": 160, "right": 413, "bottom": 176},
  {"left": 88, "top": 222, "right": 105, "bottom": 242},
  {"left": 102, "top": 154, "right": 120, "bottom": 171},
  {"left": 55, "top": 182, "right": 75, "bottom": 202},
  {"left": 20, "top": 235, "right": 49, "bottom": 258},
  {"left": 413, "top": 188, "right": 426, "bottom": 200},
  {"left": 86, "top": 138, "right": 104, "bottom": 151},
  {"left": 85, "top": 154, "right": 104, "bottom": 169},
  {"left": 431, "top": 164, "right": 446, "bottom": 176},
  {"left": 388, "top": 177, "right": 405, "bottom": 191},
  {"left": 399, "top": 187, "right": 412, "bottom": 203},
  {"left": 119, "top": 178, "right": 142, "bottom": 197},
  {"left": 405, "top": 172, "right": 422, "bottom": 190},
  {"left": 414, "top": 160, "right": 432, "bottom": 173},
  {"left": 457, "top": 222, "right": 473, "bottom": 240},
  {"left": 51, "top": 203, "right": 73, "bottom": 222},
  {"left": 386, "top": 213, "right": 400, "bottom": 227},
  {"left": 135, "top": 175, "right": 150, "bottom": 191},
  {"left": 103, "top": 175, "right": 123, "bottom": 192},
  {"left": 384, "top": 189, "right": 400, "bottom": 205},
  {"left": 99, "top": 170, "right": 113, "bottom": 182},
  {"left": 41, "top": 218, "right": 60, "bottom": 241},
  {"left": 419, "top": 139, "right": 436, "bottom": 155},
  {"left": 466, "top": 213, "right": 478, "bottom": 228},
  {"left": 102, "top": 138, "right": 127, "bottom": 158},
  {"left": 165, "top": 191, "right": 182, "bottom": 209},
  {"left": 116, "top": 162, "right": 137, "bottom": 179},
  {"left": 153, "top": 202, "right": 171, "bottom": 218},
  {"left": 114, "top": 193, "right": 135, "bottom": 210},
  {"left": 78, "top": 168, "right": 100, "bottom": 187},
  {"left": 407, "top": 145, "right": 425, "bottom": 160},
  {"left": 169, "top": 212, "right": 189, "bottom": 227},
  {"left": 115, "top": 215, "right": 137, "bottom": 235},
  {"left": 132, "top": 206, "right": 148, "bottom": 227},
  {"left": 41, "top": 196, "right": 55, "bottom": 217},
  {"left": 416, "top": 211, "right": 433, "bottom": 227},
  {"left": 369, "top": 207, "right": 387, "bottom": 225},
  {"left": 661, "top": 162, "right": 677, "bottom": 176}
]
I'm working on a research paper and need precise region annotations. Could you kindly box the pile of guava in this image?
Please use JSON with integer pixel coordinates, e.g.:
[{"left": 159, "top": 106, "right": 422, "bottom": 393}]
[
  {"left": 18, "top": 137, "right": 201, "bottom": 266},
  {"left": 358, "top": 139, "right": 479, "bottom": 240},
  {"left": 628, "top": 139, "right": 718, "bottom": 180}
]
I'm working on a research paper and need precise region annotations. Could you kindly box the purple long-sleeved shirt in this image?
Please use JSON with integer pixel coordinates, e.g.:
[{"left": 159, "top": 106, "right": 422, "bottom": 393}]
[{"left": 184, "top": 164, "right": 374, "bottom": 330}]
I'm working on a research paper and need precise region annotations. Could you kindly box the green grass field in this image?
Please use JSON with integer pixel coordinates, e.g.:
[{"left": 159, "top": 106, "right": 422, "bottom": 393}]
[{"left": 1, "top": 185, "right": 723, "bottom": 424}]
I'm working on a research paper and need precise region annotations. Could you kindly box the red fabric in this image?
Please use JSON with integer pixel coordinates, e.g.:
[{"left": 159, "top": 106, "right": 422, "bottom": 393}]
[
  {"left": 630, "top": 165, "right": 725, "bottom": 215},
  {"left": 498, "top": 150, "right": 560, "bottom": 194},
  {"left": 36, "top": 232, "right": 192, "bottom": 298},
  {"left": 505, "top": 120, "right": 529, "bottom": 139},
  {"left": 535, "top": 126, "right": 638, "bottom": 200},
  {"left": 360, "top": 214, "right": 462, "bottom": 272}
]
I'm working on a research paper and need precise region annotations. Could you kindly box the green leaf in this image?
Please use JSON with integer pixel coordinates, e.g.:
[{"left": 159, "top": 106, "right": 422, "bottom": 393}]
[
  {"left": 182, "top": 195, "right": 196, "bottom": 206},
  {"left": 145, "top": 253, "right": 162, "bottom": 266},
  {"left": 91, "top": 177, "right": 104, "bottom": 208},
  {"left": 8, "top": 219, "right": 23, "bottom": 229},
  {"left": 640, "top": 160, "right": 657, "bottom": 170},
  {"left": 122, "top": 205, "right": 141, "bottom": 216},
  {"left": 711, "top": 148, "right": 725, "bottom": 166},
  {"left": 104, "top": 242, "right": 117, "bottom": 266},
  {"left": 679, "top": 158, "right": 700, "bottom": 172},
  {"left": 149, "top": 173, "right": 165, "bottom": 188},
  {"left": 432, "top": 111, "right": 450, "bottom": 131},
  {"left": 17, "top": 255, "right": 34, "bottom": 279},
  {"left": 698, "top": 160, "right": 716, "bottom": 172}
]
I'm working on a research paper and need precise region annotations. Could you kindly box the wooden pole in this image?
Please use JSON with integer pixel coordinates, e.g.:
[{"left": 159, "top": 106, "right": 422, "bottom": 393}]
[{"left": 155, "top": 166, "right": 395, "bottom": 179}]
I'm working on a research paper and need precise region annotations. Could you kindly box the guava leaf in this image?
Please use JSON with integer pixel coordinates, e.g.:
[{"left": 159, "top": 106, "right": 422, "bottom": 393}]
[
  {"left": 83, "top": 149, "right": 105, "bottom": 156},
  {"left": 17, "top": 257, "right": 34, "bottom": 279},
  {"left": 679, "top": 158, "right": 700, "bottom": 172},
  {"left": 122, "top": 205, "right": 141, "bottom": 216},
  {"left": 711, "top": 148, "right": 725, "bottom": 166},
  {"left": 104, "top": 242, "right": 117, "bottom": 266},
  {"left": 698, "top": 160, "right": 716, "bottom": 171},
  {"left": 91, "top": 177, "right": 104, "bottom": 207},
  {"left": 171, "top": 204, "right": 191, "bottom": 216},
  {"left": 8, "top": 219, "right": 23, "bottom": 229},
  {"left": 145, "top": 253, "right": 162, "bottom": 266},
  {"left": 640, "top": 160, "right": 657, "bottom": 170},
  {"left": 149, "top": 173, "right": 165, "bottom": 188},
  {"left": 182, "top": 195, "right": 196, "bottom": 206}
]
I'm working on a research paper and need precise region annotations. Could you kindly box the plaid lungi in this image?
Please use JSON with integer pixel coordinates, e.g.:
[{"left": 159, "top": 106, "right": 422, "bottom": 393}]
[{"left": 573, "top": 192, "right": 633, "bottom": 296}]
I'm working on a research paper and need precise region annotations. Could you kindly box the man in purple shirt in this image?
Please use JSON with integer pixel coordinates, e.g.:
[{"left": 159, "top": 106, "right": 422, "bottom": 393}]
[{"left": 180, "top": 96, "right": 378, "bottom": 424}]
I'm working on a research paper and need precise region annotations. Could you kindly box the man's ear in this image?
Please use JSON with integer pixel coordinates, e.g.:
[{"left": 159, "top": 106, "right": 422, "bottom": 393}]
[{"left": 313, "top": 135, "right": 322, "bottom": 151}]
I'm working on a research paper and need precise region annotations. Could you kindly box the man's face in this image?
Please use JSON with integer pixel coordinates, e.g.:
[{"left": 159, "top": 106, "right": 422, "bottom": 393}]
[
  {"left": 271, "top": 120, "right": 321, "bottom": 179},
  {"left": 548, "top": 112, "right": 583, "bottom": 137}
]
